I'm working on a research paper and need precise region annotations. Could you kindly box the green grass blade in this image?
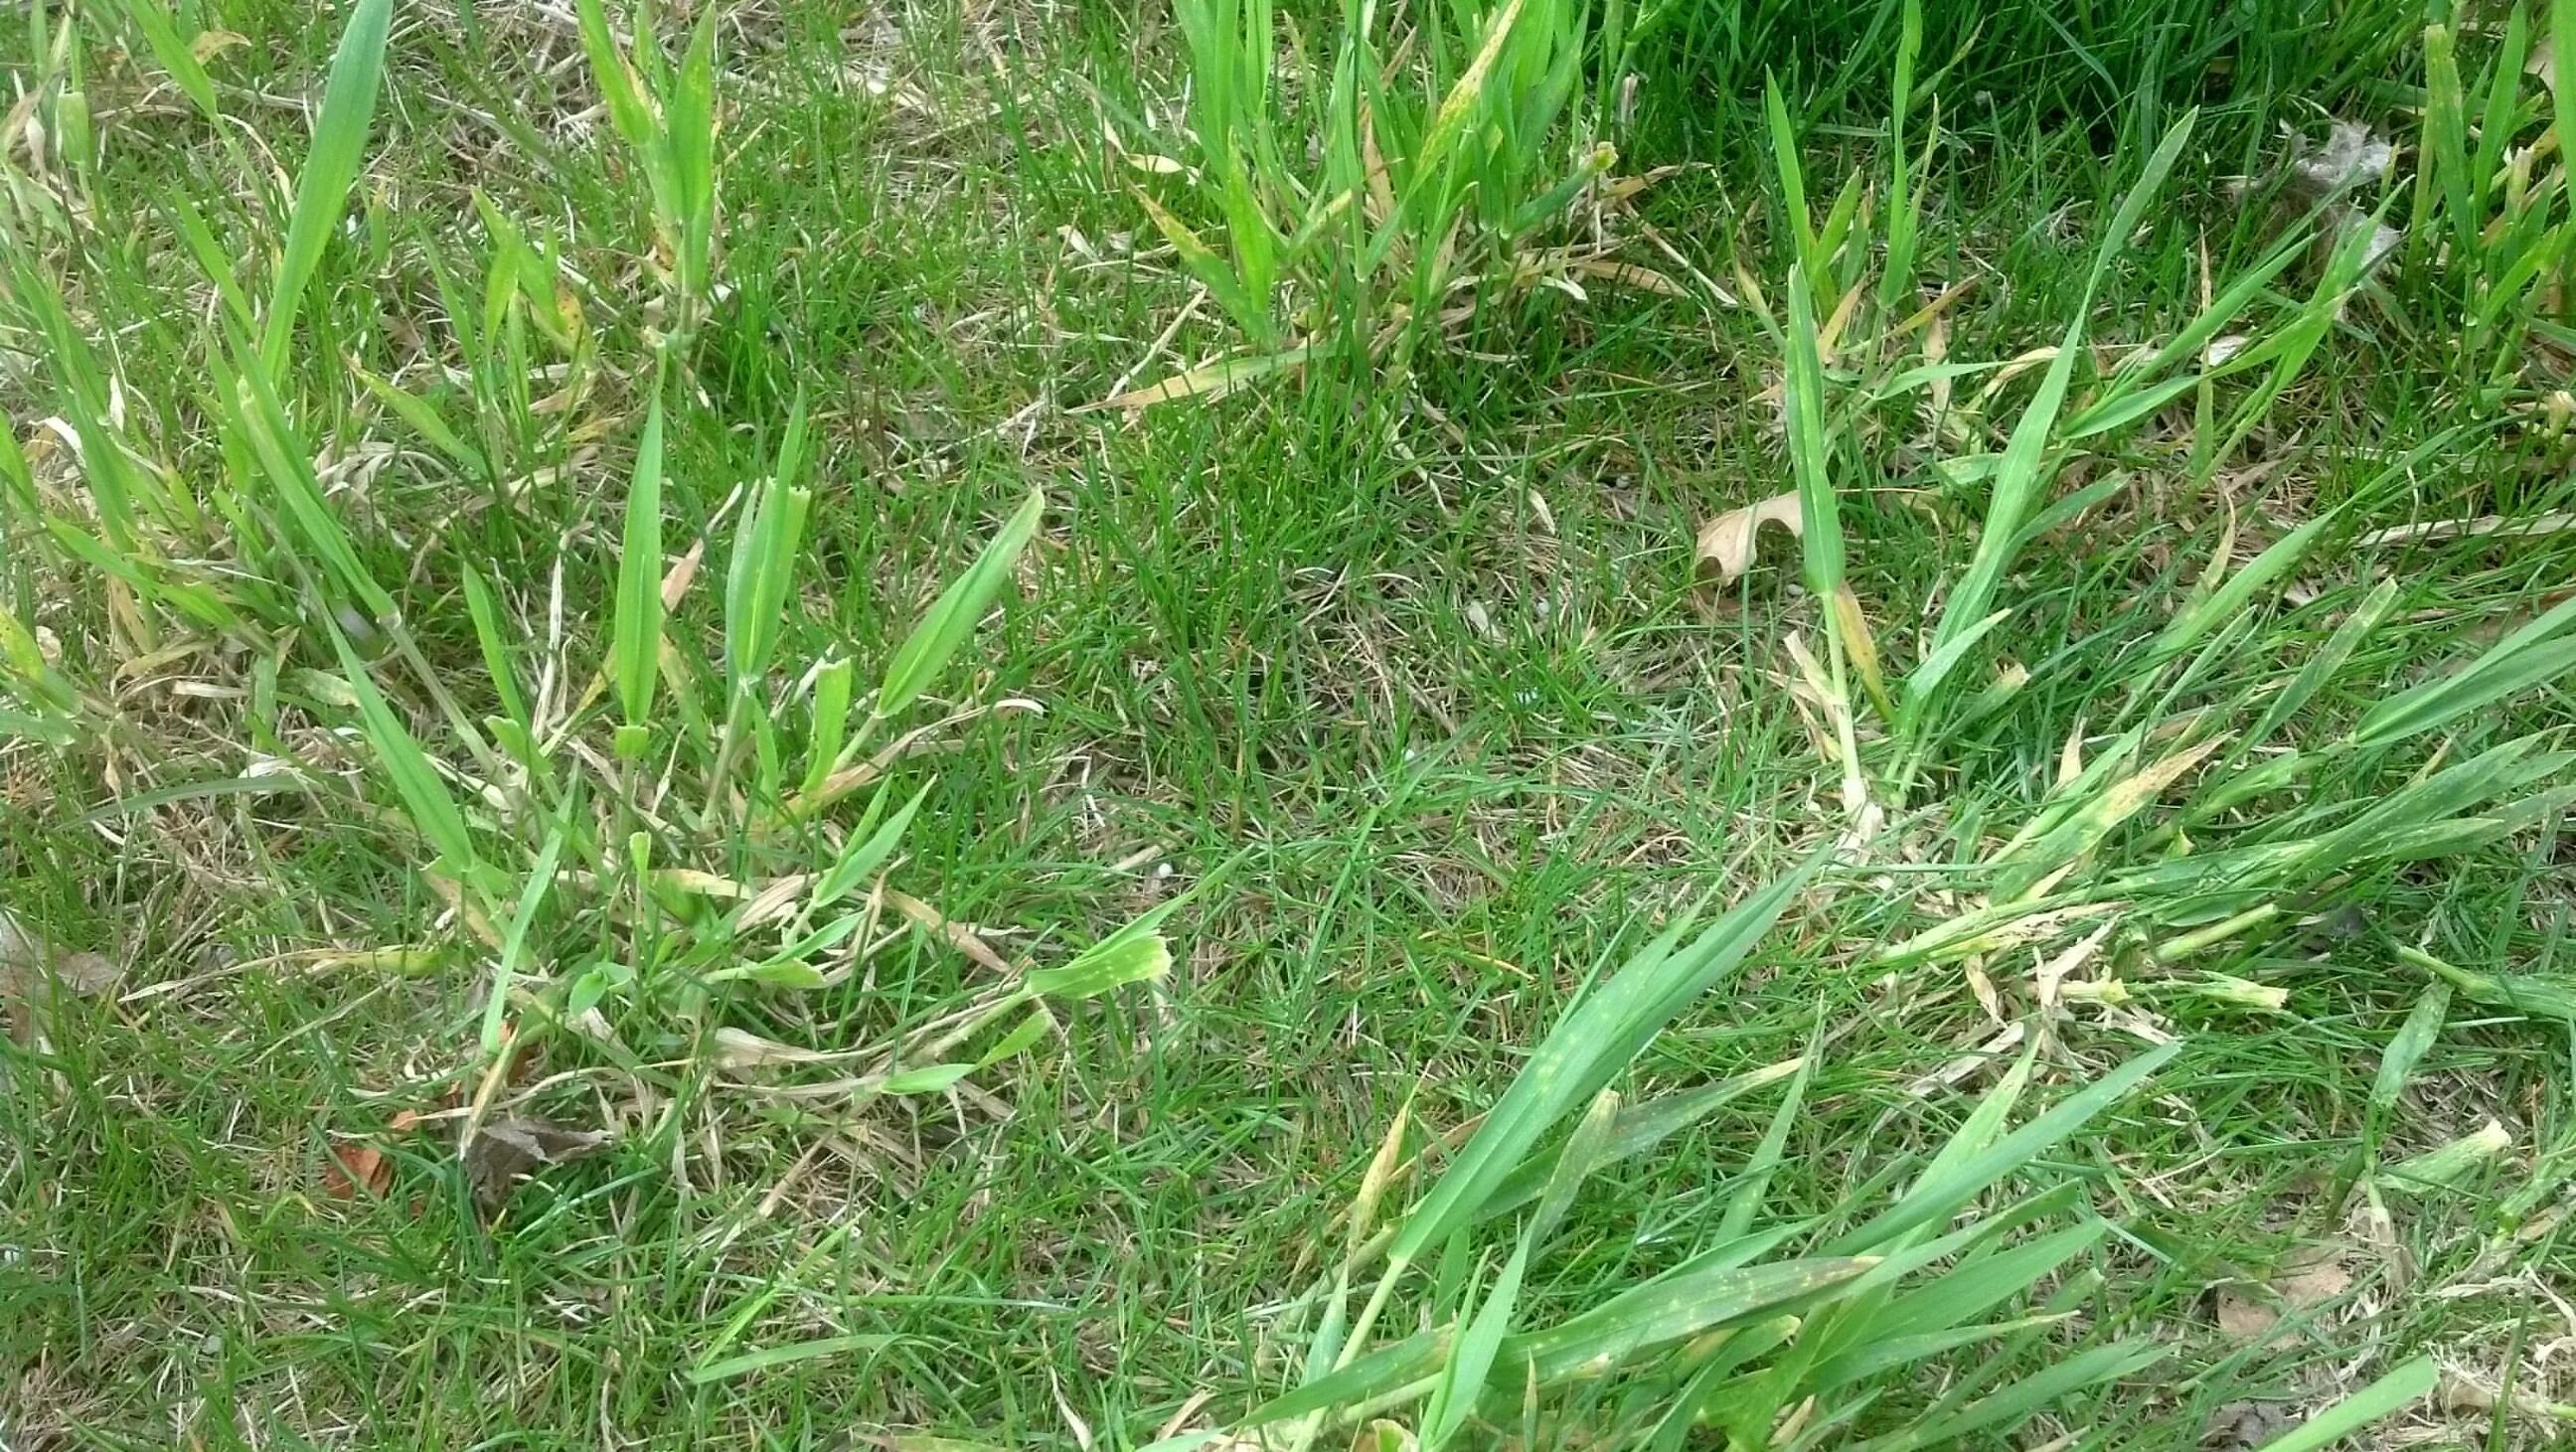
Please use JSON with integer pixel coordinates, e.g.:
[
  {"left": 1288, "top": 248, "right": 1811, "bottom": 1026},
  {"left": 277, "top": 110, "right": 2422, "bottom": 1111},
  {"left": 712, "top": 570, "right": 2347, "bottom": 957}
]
[
  {"left": 1868, "top": 1341, "right": 2164, "bottom": 1451},
  {"left": 1719, "top": 1027, "right": 1816, "bottom": 1240},
  {"left": 1421, "top": 1243, "right": 1525, "bottom": 1449},
  {"left": 1829, "top": 1043, "right": 2177, "bottom": 1254},
  {"left": 1467, "top": 1058, "right": 1803, "bottom": 1228},
  {"left": 572, "top": 0, "right": 660, "bottom": 156},
  {"left": 1907, "top": 321, "right": 2081, "bottom": 707},
  {"left": 876, "top": 488, "right": 1045, "bottom": 721},
  {"left": 687, "top": 1335, "right": 900, "bottom": 1385},
  {"left": 2371, "top": 980, "right": 2452, "bottom": 1126},
  {"left": 458, "top": 561, "right": 531, "bottom": 733},
  {"left": 809, "top": 780, "right": 931, "bottom": 911},
  {"left": 2240, "top": 577, "right": 2399, "bottom": 755},
  {"left": 1764, "top": 77, "right": 1818, "bottom": 280},
  {"left": 229, "top": 353, "right": 397, "bottom": 626},
  {"left": 2151, "top": 514, "right": 2334, "bottom": 663},
  {"left": 118, "top": 0, "right": 220, "bottom": 122},
  {"left": 481, "top": 814, "right": 567, "bottom": 1055},
  {"left": 2250, "top": 1358, "right": 2438, "bottom": 1452},
  {"left": 1782, "top": 264, "right": 1844, "bottom": 598},
  {"left": 612, "top": 397, "right": 667, "bottom": 740},
  {"left": 800, "top": 658, "right": 856, "bottom": 798},
  {"left": 2082, "top": 110, "right": 2195, "bottom": 307},
  {"left": 2354, "top": 591, "right": 2576, "bottom": 749},
  {"left": 355, "top": 368, "right": 486, "bottom": 477},
  {"left": 1389, "top": 855, "right": 1823, "bottom": 1268},
  {"left": 724, "top": 395, "right": 813, "bottom": 698},
  {"left": 329, "top": 624, "right": 478, "bottom": 880},
  {"left": 2557, "top": 0, "right": 2576, "bottom": 212},
  {"left": 259, "top": 0, "right": 393, "bottom": 379},
  {"left": 1026, "top": 926, "right": 1175, "bottom": 1000}
]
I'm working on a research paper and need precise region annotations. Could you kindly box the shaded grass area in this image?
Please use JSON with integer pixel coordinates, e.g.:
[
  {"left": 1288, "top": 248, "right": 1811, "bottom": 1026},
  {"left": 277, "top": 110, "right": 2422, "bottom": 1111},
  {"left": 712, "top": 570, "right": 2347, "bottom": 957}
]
[{"left": 3, "top": 0, "right": 2575, "bottom": 1447}]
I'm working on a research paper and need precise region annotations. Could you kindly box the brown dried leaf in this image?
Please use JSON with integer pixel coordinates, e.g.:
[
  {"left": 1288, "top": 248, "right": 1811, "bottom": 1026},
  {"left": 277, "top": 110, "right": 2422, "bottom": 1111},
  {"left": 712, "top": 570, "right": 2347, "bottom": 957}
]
[
  {"left": 1693, "top": 491, "right": 1802, "bottom": 586},
  {"left": 0, "top": 908, "right": 118, "bottom": 1006},
  {"left": 323, "top": 1143, "right": 392, "bottom": 1200},
  {"left": 2213, "top": 1243, "right": 2354, "bottom": 1346},
  {"left": 463, "top": 1115, "right": 612, "bottom": 1210},
  {"left": 2202, "top": 1400, "right": 2299, "bottom": 1450}
]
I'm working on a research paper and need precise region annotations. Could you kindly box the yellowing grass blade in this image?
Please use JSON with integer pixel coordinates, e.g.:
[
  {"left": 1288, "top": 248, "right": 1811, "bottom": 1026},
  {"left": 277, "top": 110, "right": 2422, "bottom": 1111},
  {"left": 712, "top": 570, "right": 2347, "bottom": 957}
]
[{"left": 1077, "top": 346, "right": 1320, "bottom": 411}]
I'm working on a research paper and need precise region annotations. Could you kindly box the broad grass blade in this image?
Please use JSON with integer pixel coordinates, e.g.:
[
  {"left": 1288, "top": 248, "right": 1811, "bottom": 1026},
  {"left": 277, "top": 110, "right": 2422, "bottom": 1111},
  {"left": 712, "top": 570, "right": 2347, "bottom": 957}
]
[
  {"left": 329, "top": 624, "right": 478, "bottom": 880},
  {"left": 2249, "top": 1357, "right": 2437, "bottom": 1452},
  {"left": 482, "top": 815, "right": 567, "bottom": 1054},
  {"left": 612, "top": 398, "right": 667, "bottom": 740},
  {"left": 260, "top": 0, "right": 394, "bottom": 378},
  {"left": 1390, "top": 855, "right": 1823, "bottom": 1268},
  {"left": 1828, "top": 1042, "right": 2177, "bottom": 1254},
  {"left": 876, "top": 488, "right": 1045, "bottom": 720}
]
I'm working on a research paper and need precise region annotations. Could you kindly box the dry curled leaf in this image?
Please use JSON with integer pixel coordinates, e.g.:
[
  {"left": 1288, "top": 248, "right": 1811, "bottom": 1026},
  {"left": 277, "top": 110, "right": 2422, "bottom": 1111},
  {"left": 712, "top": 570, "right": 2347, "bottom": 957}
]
[
  {"left": 463, "top": 1115, "right": 612, "bottom": 1210},
  {"left": 2213, "top": 1243, "right": 2354, "bottom": 1346},
  {"left": 323, "top": 1143, "right": 393, "bottom": 1200},
  {"left": 1, "top": 909, "right": 118, "bottom": 1040},
  {"left": 2202, "top": 1400, "right": 2299, "bottom": 1450},
  {"left": 1693, "top": 491, "right": 1802, "bottom": 586}
]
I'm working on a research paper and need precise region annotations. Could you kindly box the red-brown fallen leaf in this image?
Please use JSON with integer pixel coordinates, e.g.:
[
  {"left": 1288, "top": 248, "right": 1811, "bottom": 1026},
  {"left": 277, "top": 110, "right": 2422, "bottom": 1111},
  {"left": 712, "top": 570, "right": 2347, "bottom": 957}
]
[{"left": 323, "top": 1143, "right": 392, "bottom": 1199}]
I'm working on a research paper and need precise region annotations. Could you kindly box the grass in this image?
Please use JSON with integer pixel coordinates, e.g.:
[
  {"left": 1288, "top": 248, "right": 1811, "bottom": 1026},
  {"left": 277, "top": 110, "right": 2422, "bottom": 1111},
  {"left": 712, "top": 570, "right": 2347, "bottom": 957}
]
[{"left": 4, "top": 0, "right": 2576, "bottom": 1447}]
